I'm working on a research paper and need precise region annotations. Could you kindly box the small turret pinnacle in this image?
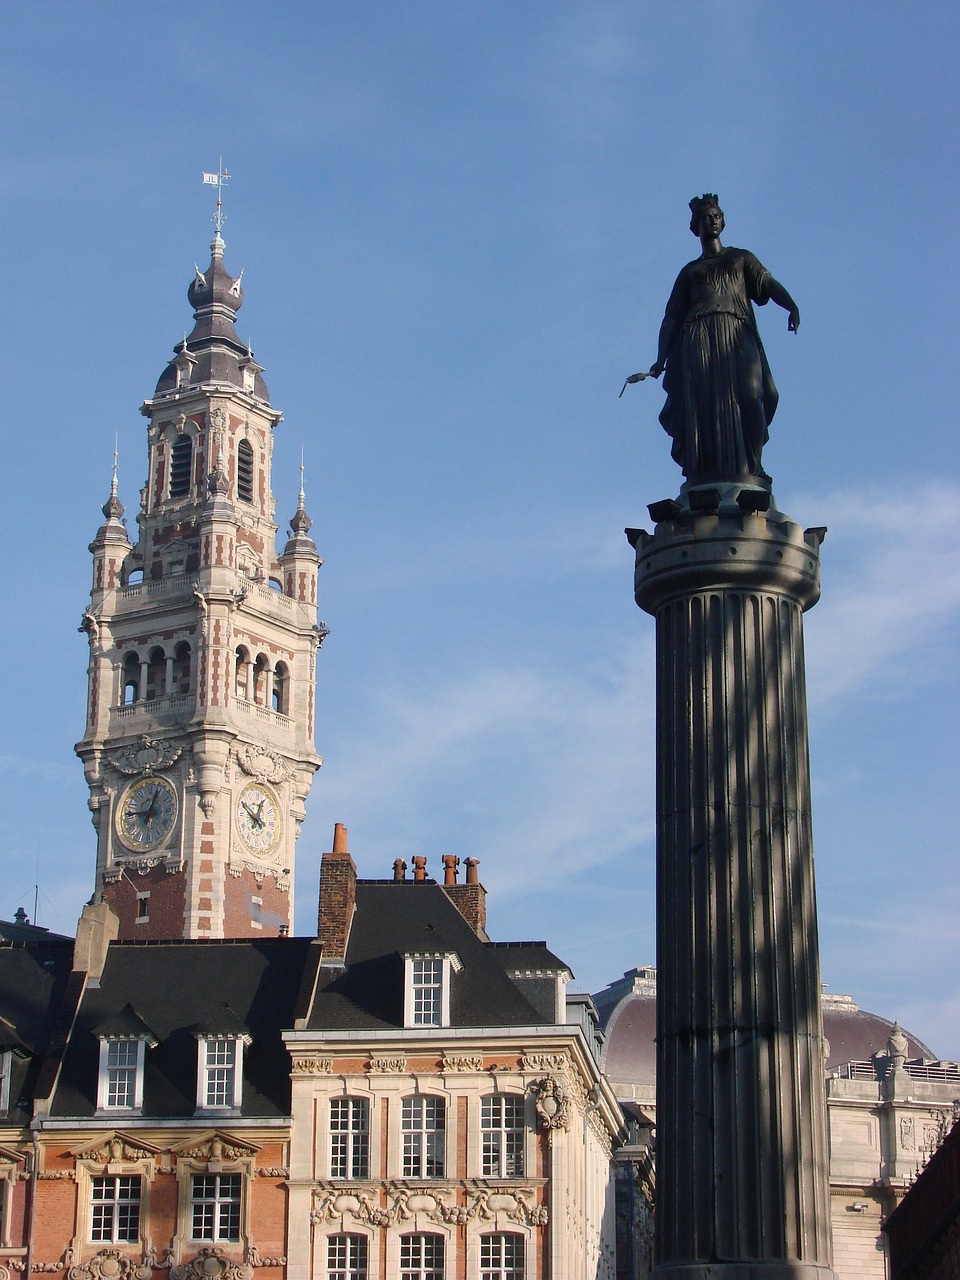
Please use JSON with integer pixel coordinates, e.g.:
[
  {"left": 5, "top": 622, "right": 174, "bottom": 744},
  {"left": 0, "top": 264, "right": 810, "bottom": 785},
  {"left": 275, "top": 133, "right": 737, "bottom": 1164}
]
[
  {"left": 290, "top": 449, "right": 313, "bottom": 536},
  {"left": 101, "top": 440, "right": 124, "bottom": 521}
]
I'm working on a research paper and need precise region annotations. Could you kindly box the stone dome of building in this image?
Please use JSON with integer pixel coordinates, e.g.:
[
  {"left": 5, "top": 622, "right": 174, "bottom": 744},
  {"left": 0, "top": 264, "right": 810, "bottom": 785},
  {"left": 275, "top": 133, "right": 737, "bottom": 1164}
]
[{"left": 594, "top": 966, "right": 937, "bottom": 1094}]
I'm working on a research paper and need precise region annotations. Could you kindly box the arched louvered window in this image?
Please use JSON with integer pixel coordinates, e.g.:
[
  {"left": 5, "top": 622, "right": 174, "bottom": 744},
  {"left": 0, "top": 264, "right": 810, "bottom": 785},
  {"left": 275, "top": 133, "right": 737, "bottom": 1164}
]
[
  {"left": 237, "top": 440, "right": 254, "bottom": 503},
  {"left": 169, "top": 435, "right": 193, "bottom": 498}
]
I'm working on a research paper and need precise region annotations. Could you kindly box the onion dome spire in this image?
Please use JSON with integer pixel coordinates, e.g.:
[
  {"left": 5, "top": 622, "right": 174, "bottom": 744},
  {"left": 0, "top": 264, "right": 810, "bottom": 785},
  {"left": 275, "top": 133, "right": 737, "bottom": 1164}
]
[
  {"left": 283, "top": 452, "right": 318, "bottom": 555},
  {"left": 92, "top": 441, "right": 130, "bottom": 548},
  {"left": 155, "top": 228, "right": 269, "bottom": 400}
]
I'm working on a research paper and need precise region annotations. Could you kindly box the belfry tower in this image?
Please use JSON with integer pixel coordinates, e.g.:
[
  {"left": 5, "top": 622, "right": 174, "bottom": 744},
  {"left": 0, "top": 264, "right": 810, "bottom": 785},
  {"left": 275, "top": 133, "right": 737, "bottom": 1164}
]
[{"left": 75, "top": 229, "right": 324, "bottom": 940}]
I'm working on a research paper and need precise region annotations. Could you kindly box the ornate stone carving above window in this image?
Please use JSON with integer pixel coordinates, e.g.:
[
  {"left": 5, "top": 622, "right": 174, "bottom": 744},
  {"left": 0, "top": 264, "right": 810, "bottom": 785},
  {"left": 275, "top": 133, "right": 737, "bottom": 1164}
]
[
  {"left": 290, "top": 1056, "right": 333, "bottom": 1075},
  {"left": 366, "top": 1055, "right": 407, "bottom": 1074}
]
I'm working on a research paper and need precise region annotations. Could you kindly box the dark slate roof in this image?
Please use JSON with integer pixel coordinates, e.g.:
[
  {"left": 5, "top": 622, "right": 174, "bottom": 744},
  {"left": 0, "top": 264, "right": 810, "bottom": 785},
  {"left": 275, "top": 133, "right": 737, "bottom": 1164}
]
[
  {"left": 0, "top": 938, "right": 75, "bottom": 1119},
  {"left": 52, "top": 937, "right": 315, "bottom": 1119},
  {"left": 485, "top": 942, "right": 571, "bottom": 974},
  {"left": 0, "top": 919, "right": 72, "bottom": 943},
  {"left": 305, "top": 882, "right": 559, "bottom": 1032}
]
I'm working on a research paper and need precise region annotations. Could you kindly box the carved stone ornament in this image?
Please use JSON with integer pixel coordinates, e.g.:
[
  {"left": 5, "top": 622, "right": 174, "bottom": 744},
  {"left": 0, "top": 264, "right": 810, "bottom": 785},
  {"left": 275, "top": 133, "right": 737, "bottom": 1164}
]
[
  {"left": 290, "top": 1056, "right": 333, "bottom": 1075},
  {"left": 520, "top": 1052, "right": 568, "bottom": 1073},
  {"left": 367, "top": 1055, "right": 407, "bottom": 1074},
  {"left": 175, "top": 1134, "right": 256, "bottom": 1163},
  {"left": 311, "top": 1185, "right": 392, "bottom": 1228},
  {"left": 244, "top": 1250, "right": 285, "bottom": 1270},
  {"left": 441, "top": 1054, "right": 484, "bottom": 1073},
  {"left": 236, "top": 745, "right": 288, "bottom": 784},
  {"left": 37, "top": 1169, "right": 76, "bottom": 1179},
  {"left": 170, "top": 1249, "right": 253, "bottom": 1280},
  {"left": 256, "top": 1167, "right": 290, "bottom": 1178},
  {"left": 310, "top": 1182, "right": 548, "bottom": 1230},
  {"left": 533, "top": 1076, "right": 571, "bottom": 1131},
  {"left": 69, "top": 1251, "right": 152, "bottom": 1280},
  {"left": 110, "top": 736, "right": 184, "bottom": 776}
]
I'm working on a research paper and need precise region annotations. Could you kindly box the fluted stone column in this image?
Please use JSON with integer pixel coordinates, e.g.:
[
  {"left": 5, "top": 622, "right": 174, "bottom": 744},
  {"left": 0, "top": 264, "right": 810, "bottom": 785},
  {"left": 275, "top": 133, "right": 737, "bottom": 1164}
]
[{"left": 632, "top": 493, "right": 835, "bottom": 1280}]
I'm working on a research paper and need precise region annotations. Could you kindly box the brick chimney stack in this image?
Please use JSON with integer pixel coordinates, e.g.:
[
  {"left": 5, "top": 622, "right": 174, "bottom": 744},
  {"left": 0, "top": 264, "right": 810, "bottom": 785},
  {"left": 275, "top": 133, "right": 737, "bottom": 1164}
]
[
  {"left": 317, "top": 822, "right": 357, "bottom": 959},
  {"left": 444, "top": 856, "right": 487, "bottom": 938}
]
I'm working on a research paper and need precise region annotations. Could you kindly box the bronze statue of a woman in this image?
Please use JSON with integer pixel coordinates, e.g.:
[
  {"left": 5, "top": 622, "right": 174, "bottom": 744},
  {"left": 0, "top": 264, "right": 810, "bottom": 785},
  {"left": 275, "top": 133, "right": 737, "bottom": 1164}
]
[{"left": 626, "top": 195, "right": 800, "bottom": 486}]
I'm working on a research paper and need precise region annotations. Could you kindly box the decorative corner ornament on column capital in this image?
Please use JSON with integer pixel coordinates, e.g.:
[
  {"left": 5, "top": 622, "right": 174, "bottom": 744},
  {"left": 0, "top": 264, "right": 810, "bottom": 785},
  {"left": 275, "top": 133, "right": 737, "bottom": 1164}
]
[
  {"left": 290, "top": 1055, "right": 333, "bottom": 1075},
  {"left": 533, "top": 1076, "right": 571, "bottom": 1131},
  {"left": 367, "top": 1055, "right": 407, "bottom": 1074}
]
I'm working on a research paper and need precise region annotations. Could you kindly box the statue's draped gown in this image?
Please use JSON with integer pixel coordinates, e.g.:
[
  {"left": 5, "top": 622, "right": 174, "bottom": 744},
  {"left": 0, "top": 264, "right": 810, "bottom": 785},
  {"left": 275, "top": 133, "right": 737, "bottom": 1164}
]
[{"left": 659, "top": 247, "right": 779, "bottom": 482}]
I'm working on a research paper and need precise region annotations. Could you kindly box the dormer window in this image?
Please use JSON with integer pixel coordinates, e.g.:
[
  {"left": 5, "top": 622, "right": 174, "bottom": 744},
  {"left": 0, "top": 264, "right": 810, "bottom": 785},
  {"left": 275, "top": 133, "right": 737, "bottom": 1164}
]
[
  {"left": 196, "top": 1035, "right": 250, "bottom": 1111},
  {"left": 403, "top": 952, "right": 462, "bottom": 1028},
  {"left": 95, "top": 1009, "right": 157, "bottom": 1112}
]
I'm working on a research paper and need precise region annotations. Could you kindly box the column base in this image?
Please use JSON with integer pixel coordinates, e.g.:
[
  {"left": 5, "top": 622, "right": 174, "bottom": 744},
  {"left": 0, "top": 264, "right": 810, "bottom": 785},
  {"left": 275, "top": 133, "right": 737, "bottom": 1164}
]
[{"left": 654, "top": 1264, "right": 836, "bottom": 1280}]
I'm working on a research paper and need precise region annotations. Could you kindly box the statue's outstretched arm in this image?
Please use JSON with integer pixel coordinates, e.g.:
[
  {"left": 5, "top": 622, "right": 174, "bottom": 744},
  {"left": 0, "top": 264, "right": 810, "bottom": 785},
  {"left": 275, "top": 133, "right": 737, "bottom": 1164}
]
[{"left": 767, "top": 278, "right": 800, "bottom": 332}]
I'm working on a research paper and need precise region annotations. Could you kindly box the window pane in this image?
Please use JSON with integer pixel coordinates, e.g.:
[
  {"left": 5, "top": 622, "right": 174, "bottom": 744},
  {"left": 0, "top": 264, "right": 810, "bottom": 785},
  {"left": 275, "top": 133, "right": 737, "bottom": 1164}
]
[
  {"left": 91, "top": 1175, "right": 141, "bottom": 1243},
  {"left": 481, "top": 1095, "right": 524, "bottom": 1177},
  {"left": 192, "top": 1173, "right": 241, "bottom": 1242},
  {"left": 402, "top": 1097, "right": 444, "bottom": 1178},
  {"left": 327, "top": 1234, "right": 367, "bottom": 1280},
  {"left": 481, "top": 1233, "right": 525, "bottom": 1280},
  {"left": 204, "top": 1039, "right": 237, "bottom": 1107},
  {"left": 330, "top": 1098, "right": 369, "bottom": 1179},
  {"left": 411, "top": 958, "right": 443, "bottom": 1026},
  {"left": 106, "top": 1040, "right": 139, "bottom": 1108},
  {"left": 400, "top": 1234, "right": 444, "bottom": 1280}
]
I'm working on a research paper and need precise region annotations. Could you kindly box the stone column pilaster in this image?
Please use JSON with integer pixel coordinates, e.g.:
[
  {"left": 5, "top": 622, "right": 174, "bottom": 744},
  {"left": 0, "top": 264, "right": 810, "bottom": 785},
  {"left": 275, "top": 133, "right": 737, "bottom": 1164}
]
[{"left": 633, "top": 498, "right": 835, "bottom": 1280}]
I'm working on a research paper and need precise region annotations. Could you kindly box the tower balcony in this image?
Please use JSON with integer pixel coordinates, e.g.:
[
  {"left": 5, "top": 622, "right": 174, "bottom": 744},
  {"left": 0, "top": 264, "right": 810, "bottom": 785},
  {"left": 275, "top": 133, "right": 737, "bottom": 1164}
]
[
  {"left": 233, "top": 697, "right": 293, "bottom": 735},
  {"left": 112, "top": 693, "right": 196, "bottom": 726}
]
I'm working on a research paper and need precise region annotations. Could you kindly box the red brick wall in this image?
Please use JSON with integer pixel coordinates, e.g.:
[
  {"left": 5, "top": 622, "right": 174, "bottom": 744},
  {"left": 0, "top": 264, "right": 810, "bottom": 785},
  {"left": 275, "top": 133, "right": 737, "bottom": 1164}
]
[
  {"left": 103, "top": 866, "right": 186, "bottom": 940},
  {"left": 223, "top": 866, "right": 291, "bottom": 938}
]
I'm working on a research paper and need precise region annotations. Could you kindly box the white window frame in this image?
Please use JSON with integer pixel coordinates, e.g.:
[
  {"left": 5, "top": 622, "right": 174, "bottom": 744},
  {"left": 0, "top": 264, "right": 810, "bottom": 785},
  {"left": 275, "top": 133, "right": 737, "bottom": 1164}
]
[
  {"left": 398, "top": 1232, "right": 445, "bottom": 1280},
  {"left": 195, "top": 1034, "right": 250, "bottom": 1112},
  {"left": 97, "top": 1038, "right": 148, "bottom": 1112},
  {"left": 0, "top": 1051, "right": 11, "bottom": 1112},
  {"left": 326, "top": 1231, "right": 369, "bottom": 1280},
  {"left": 401, "top": 1095, "right": 446, "bottom": 1179},
  {"left": 189, "top": 1171, "right": 243, "bottom": 1244},
  {"left": 330, "top": 1097, "right": 370, "bottom": 1180},
  {"left": 480, "top": 1094, "right": 525, "bottom": 1177},
  {"left": 403, "top": 952, "right": 462, "bottom": 1029},
  {"left": 89, "top": 1172, "right": 142, "bottom": 1244},
  {"left": 479, "top": 1232, "right": 525, "bottom": 1280}
]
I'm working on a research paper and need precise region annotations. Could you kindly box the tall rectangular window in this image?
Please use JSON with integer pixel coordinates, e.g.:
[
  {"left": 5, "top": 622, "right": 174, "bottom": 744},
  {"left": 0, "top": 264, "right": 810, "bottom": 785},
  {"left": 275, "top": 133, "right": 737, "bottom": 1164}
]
[
  {"left": 191, "top": 1173, "right": 241, "bottom": 1242},
  {"left": 91, "top": 1175, "right": 141, "bottom": 1243},
  {"left": 400, "top": 1234, "right": 444, "bottom": 1280},
  {"left": 106, "top": 1041, "right": 139, "bottom": 1108},
  {"left": 480, "top": 1233, "right": 524, "bottom": 1280},
  {"left": 411, "top": 959, "right": 443, "bottom": 1026},
  {"left": 402, "top": 1096, "right": 445, "bottom": 1178},
  {"left": 199, "top": 1038, "right": 241, "bottom": 1109},
  {"left": 481, "top": 1095, "right": 525, "bottom": 1177},
  {"left": 327, "top": 1234, "right": 367, "bottom": 1280},
  {"left": 330, "top": 1098, "right": 369, "bottom": 1179}
]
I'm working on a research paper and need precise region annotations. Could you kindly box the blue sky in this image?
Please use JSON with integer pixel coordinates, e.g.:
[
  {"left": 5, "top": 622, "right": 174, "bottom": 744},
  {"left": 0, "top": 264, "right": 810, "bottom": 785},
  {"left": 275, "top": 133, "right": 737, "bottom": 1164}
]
[{"left": 2, "top": 5, "right": 959, "bottom": 1054}]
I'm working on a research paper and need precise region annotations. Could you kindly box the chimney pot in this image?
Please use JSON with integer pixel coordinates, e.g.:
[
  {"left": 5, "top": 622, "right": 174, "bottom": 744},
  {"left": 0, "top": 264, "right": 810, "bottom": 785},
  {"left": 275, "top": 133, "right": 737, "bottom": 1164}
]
[
  {"left": 465, "top": 857, "right": 479, "bottom": 885},
  {"left": 332, "top": 822, "right": 348, "bottom": 854},
  {"left": 412, "top": 856, "right": 428, "bottom": 882},
  {"left": 393, "top": 858, "right": 407, "bottom": 882},
  {"left": 442, "top": 854, "right": 460, "bottom": 885}
]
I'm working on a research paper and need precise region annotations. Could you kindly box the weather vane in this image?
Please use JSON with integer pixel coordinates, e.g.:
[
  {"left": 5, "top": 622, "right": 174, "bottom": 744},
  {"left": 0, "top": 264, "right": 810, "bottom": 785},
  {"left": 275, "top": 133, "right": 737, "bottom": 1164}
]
[{"left": 202, "top": 160, "right": 230, "bottom": 236}]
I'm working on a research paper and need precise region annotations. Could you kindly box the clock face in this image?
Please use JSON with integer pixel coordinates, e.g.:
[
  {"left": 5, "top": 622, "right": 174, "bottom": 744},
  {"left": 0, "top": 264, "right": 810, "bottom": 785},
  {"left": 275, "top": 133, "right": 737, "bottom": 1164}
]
[
  {"left": 116, "top": 775, "right": 178, "bottom": 851},
  {"left": 235, "top": 783, "right": 282, "bottom": 857}
]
